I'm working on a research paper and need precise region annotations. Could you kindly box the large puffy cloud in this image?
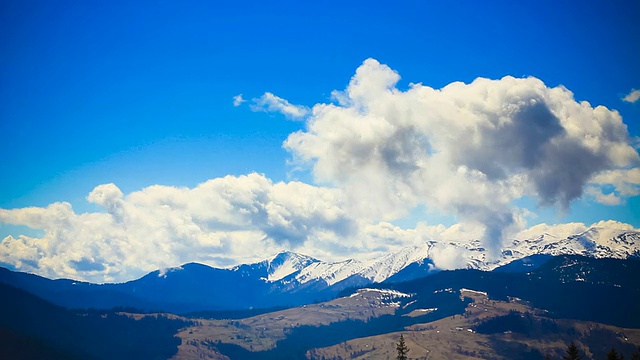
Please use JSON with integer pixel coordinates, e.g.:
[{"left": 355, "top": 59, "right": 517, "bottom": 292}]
[
  {"left": 0, "top": 173, "right": 491, "bottom": 282},
  {"left": 1, "top": 175, "right": 353, "bottom": 281},
  {"left": 284, "top": 58, "right": 639, "bottom": 254}
]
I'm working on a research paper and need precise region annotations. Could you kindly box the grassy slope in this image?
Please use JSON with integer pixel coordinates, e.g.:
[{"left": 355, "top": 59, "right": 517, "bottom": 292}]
[{"left": 309, "top": 291, "right": 640, "bottom": 360}]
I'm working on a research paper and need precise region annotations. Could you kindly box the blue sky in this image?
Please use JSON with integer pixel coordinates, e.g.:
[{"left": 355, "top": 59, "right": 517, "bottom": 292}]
[{"left": 1, "top": 0, "right": 639, "bottom": 281}]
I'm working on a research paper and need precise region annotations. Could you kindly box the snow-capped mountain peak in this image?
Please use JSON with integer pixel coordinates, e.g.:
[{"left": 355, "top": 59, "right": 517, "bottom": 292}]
[
  {"left": 359, "top": 243, "right": 433, "bottom": 283},
  {"left": 504, "top": 226, "right": 640, "bottom": 264},
  {"left": 231, "top": 224, "right": 639, "bottom": 296},
  {"left": 264, "top": 251, "right": 319, "bottom": 282},
  {"left": 296, "top": 258, "right": 365, "bottom": 286}
]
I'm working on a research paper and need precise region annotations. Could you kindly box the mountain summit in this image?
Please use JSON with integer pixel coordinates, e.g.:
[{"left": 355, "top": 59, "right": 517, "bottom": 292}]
[{"left": 262, "top": 251, "right": 319, "bottom": 281}]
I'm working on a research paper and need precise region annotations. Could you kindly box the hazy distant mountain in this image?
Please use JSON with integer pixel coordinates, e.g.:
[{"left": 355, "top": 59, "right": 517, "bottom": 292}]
[{"left": 0, "top": 224, "right": 638, "bottom": 313}]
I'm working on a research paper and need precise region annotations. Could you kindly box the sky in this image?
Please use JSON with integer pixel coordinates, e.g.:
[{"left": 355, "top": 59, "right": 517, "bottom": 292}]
[{"left": 1, "top": 0, "right": 639, "bottom": 282}]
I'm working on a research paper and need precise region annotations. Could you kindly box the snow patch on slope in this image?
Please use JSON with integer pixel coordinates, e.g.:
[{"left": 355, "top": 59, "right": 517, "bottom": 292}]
[
  {"left": 460, "top": 288, "right": 488, "bottom": 297},
  {"left": 502, "top": 226, "right": 640, "bottom": 268},
  {"left": 359, "top": 243, "right": 433, "bottom": 283},
  {"left": 295, "top": 243, "right": 433, "bottom": 286},
  {"left": 296, "top": 259, "right": 365, "bottom": 286},
  {"left": 349, "top": 288, "right": 412, "bottom": 298}
]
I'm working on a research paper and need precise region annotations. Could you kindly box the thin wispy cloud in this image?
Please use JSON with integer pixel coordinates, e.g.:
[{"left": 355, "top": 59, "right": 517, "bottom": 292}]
[
  {"left": 623, "top": 89, "right": 640, "bottom": 103},
  {"left": 250, "top": 92, "right": 310, "bottom": 120}
]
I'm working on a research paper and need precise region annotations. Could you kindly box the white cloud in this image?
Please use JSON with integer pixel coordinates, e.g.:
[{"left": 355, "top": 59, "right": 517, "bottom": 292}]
[
  {"left": 512, "top": 220, "right": 638, "bottom": 245},
  {"left": 233, "top": 94, "right": 246, "bottom": 107},
  {"left": 0, "top": 174, "right": 500, "bottom": 282},
  {"left": 428, "top": 244, "right": 471, "bottom": 270},
  {"left": 87, "top": 183, "right": 125, "bottom": 221},
  {"left": 586, "top": 187, "right": 621, "bottom": 205},
  {"left": 250, "top": 92, "right": 310, "bottom": 119},
  {"left": 623, "top": 89, "right": 640, "bottom": 103},
  {"left": 591, "top": 168, "right": 640, "bottom": 195},
  {"left": 585, "top": 168, "right": 640, "bottom": 205},
  {"left": 0, "top": 174, "right": 363, "bottom": 282},
  {"left": 589, "top": 219, "right": 636, "bottom": 231},
  {"left": 0, "top": 235, "right": 40, "bottom": 269},
  {"left": 284, "top": 58, "right": 640, "bottom": 253},
  {"left": 514, "top": 222, "right": 589, "bottom": 240}
]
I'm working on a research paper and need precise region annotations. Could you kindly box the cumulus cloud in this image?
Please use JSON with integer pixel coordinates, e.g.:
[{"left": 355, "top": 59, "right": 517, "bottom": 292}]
[
  {"left": 585, "top": 168, "right": 640, "bottom": 205},
  {"left": 623, "top": 89, "right": 640, "bottom": 103},
  {"left": 87, "top": 183, "right": 125, "bottom": 221},
  {"left": 232, "top": 94, "right": 246, "bottom": 106},
  {"left": 250, "top": 92, "right": 310, "bottom": 119},
  {"left": 284, "top": 58, "right": 639, "bottom": 254},
  {"left": 514, "top": 222, "right": 589, "bottom": 240},
  {"left": 0, "top": 174, "right": 508, "bottom": 282},
  {"left": 513, "top": 220, "right": 637, "bottom": 243},
  {"left": 592, "top": 168, "right": 640, "bottom": 195},
  {"left": 0, "top": 174, "right": 363, "bottom": 282},
  {"left": 428, "top": 244, "right": 471, "bottom": 270}
]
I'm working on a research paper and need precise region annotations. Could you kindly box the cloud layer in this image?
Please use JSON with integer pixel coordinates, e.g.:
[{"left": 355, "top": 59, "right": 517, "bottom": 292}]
[
  {"left": 0, "top": 174, "right": 490, "bottom": 282},
  {"left": 1, "top": 59, "right": 639, "bottom": 282},
  {"left": 0, "top": 175, "right": 354, "bottom": 281}
]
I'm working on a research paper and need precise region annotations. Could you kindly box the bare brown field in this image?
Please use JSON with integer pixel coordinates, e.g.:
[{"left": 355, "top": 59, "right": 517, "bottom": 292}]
[
  {"left": 307, "top": 290, "right": 640, "bottom": 360},
  {"left": 162, "top": 288, "right": 640, "bottom": 359},
  {"left": 171, "top": 288, "right": 406, "bottom": 359}
]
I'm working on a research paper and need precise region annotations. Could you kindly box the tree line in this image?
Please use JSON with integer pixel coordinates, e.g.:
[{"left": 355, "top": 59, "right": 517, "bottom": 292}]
[
  {"left": 394, "top": 336, "right": 640, "bottom": 360},
  {"left": 558, "top": 342, "right": 640, "bottom": 360}
]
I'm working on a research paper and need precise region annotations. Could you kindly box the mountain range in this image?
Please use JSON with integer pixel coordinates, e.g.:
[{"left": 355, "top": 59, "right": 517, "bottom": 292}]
[
  {"left": 1, "top": 223, "right": 638, "bottom": 313},
  {"left": 4, "top": 254, "right": 639, "bottom": 360},
  {"left": 2, "top": 223, "right": 640, "bottom": 359}
]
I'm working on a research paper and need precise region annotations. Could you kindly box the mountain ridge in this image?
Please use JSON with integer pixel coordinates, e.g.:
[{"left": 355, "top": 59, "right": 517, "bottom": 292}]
[{"left": 0, "top": 224, "right": 638, "bottom": 312}]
